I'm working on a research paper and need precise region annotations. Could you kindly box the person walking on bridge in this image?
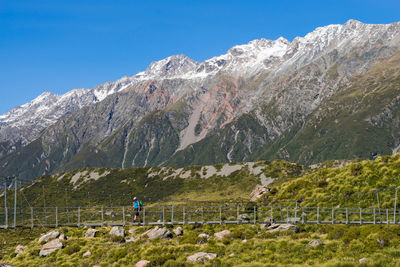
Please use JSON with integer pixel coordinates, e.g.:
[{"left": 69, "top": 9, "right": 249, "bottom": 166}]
[{"left": 132, "top": 197, "right": 143, "bottom": 223}]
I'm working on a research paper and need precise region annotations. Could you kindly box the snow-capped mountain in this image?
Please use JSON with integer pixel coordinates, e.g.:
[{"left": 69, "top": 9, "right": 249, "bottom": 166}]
[
  {"left": 0, "top": 89, "right": 96, "bottom": 146},
  {"left": 1, "top": 19, "right": 399, "bottom": 170}
]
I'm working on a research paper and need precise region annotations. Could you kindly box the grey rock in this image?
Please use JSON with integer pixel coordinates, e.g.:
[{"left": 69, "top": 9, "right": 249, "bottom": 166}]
[
  {"left": 135, "top": 260, "right": 150, "bottom": 267},
  {"left": 14, "top": 245, "right": 24, "bottom": 255},
  {"left": 109, "top": 226, "right": 125, "bottom": 237},
  {"left": 144, "top": 227, "right": 172, "bottom": 240},
  {"left": 250, "top": 184, "right": 270, "bottom": 201},
  {"left": 85, "top": 228, "right": 99, "bottom": 238},
  {"left": 125, "top": 237, "right": 138, "bottom": 243},
  {"left": 128, "top": 228, "right": 136, "bottom": 234},
  {"left": 39, "top": 239, "right": 63, "bottom": 256},
  {"left": 267, "top": 224, "right": 300, "bottom": 233},
  {"left": 187, "top": 252, "right": 217, "bottom": 263},
  {"left": 38, "top": 231, "right": 60, "bottom": 243},
  {"left": 82, "top": 250, "right": 91, "bottom": 257},
  {"left": 0, "top": 263, "right": 14, "bottom": 267},
  {"left": 359, "top": 258, "right": 368, "bottom": 264},
  {"left": 238, "top": 214, "right": 251, "bottom": 221},
  {"left": 173, "top": 227, "right": 183, "bottom": 236},
  {"left": 306, "top": 239, "right": 324, "bottom": 248},
  {"left": 214, "top": 230, "right": 231, "bottom": 240}
]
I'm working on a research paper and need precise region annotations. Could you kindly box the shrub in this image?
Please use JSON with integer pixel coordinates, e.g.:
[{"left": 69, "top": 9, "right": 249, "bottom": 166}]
[{"left": 64, "top": 244, "right": 81, "bottom": 255}]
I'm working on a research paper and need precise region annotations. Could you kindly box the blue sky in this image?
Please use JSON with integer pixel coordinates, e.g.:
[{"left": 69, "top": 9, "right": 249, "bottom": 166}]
[{"left": 0, "top": 0, "right": 399, "bottom": 114}]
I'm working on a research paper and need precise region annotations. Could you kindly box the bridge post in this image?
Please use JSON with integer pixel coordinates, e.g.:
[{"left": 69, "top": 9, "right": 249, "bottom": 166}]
[
  {"left": 101, "top": 207, "right": 104, "bottom": 226},
  {"left": 386, "top": 209, "right": 389, "bottom": 225},
  {"left": 78, "top": 207, "right": 80, "bottom": 227},
  {"left": 317, "top": 207, "right": 320, "bottom": 224},
  {"left": 143, "top": 207, "right": 146, "bottom": 225},
  {"left": 30, "top": 207, "right": 33, "bottom": 229},
  {"left": 254, "top": 206, "right": 256, "bottom": 224},
  {"left": 359, "top": 208, "right": 362, "bottom": 225},
  {"left": 122, "top": 207, "right": 125, "bottom": 226},
  {"left": 346, "top": 208, "right": 349, "bottom": 224},
  {"left": 373, "top": 208, "right": 376, "bottom": 224},
  {"left": 331, "top": 208, "right": 334, "bottom": 224},
  {"left": 394, "top": 187, "right": 398, "bottom": 224},
  {"left": 55, "top": 207, "right": 58, "bottom": 228},
  {"left": 219, "top": 207, "right": 222, "bottom": 224},
  {"left": 183, "top": 207, "right": 185, "bottom": 225},
  {"left": 237, "top": 206, "right": 239, "bottom": 224}
]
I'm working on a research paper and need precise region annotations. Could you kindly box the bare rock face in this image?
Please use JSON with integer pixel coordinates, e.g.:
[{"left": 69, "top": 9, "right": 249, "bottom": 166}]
[
  {"left": 267, "top": 224, "right": 300, "bottom": 233},
  {"left": 0, "top": 263, "right": 14, "bottom": 267},
  {"left": 143, "top": 226, "right": 172, "bottom": 240},
  {"left": 187, "top": 252, "right": 217, "bottom": 263},
  {"left": 250, "top": 185, "right": 270, "bottom": 201},
  {"left": 306, "top": 239, "right": 324, "bottom": 248},
  {"left": 38, "top": 230, "right": 60, "bottom": 243},
  {"left": 173, "top": 227, "right": 183, "bottom": 236},
  {"left": 39, "top": 239, "right": 63, "bottom": 256},
  {"left": 109, "top": 226, "right": 125, "bottom": 237},
  {"left": 135, "top": 260, "right": 150, "bottom": 267},
  {"left": 85, "top": 228, "right": 99, "bottom": 238},
  {"left": 214, "top": 230, "right": 231, "bottom": 240}
]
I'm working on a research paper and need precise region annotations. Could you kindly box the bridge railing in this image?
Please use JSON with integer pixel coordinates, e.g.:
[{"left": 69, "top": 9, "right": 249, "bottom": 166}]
[{"left": 0, "top": 205, "right": 399, "bottom": 229}]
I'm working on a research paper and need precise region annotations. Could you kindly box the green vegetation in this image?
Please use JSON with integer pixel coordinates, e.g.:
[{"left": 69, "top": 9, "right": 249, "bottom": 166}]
[
  {"left": 2, "top": 224, "right": 400, "bottom": 266},
  {"left": 263, "top": 154, "right": 400, "bottom": 209},
  {"left": 0, "top": 159, "right": 305, "bottom": 208}
]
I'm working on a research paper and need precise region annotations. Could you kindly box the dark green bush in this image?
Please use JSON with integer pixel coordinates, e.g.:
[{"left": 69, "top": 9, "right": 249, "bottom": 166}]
[{"left": 64, "top": 243, "right": 81, "bottom": 255}]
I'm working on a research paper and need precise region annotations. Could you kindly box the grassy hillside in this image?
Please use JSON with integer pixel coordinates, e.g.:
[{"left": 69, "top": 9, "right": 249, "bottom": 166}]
[
  {"left": 0, "top": 160, "right": 305, "bottom": 208},
  {"left": 262, "top": 154, "right": 400, "bottom": 209}
]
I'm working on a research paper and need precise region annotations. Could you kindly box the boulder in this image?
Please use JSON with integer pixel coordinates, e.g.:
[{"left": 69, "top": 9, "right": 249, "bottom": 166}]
[
  {"left": 85, "top": 228, "right": 99, "bottom": 238},
  {"left": 39, "top": 239, "right": 63, "bottom": 256},
  {"left": 0, "top": 263, "right": 14, "bottom": 267},
  {"left": 82, "top": 250, "right": 91, "bottom": 257},
  {"left": 109, "top": 226, "right": 125, "bottom": 237},
  {"left": 128, "top": 228, "right": 136, "bottom": 235},
  {"left": 306, "top": 239, "right": 324, "bottom": 248},
  {"left": 197, "top": 233, "right": 210, "bottom": 244},
  {"left": 267, "top": 224, "right": 299, "bottom": 233},
  {"left": 135, "top": 260, "right": 150, "bottom": 267},
  {"left": 198, "top": 233, "right": 210, "bottom": 239},
  {"left": 145, "top": 227, "right": 172, "bottom": 240},
  {"left": 125, "top": 237, "right": 138, "bottom": 243},
  {"left": 58, "top": 234, "right": 67, "bottom": 241},
  {"left": 187, "top": 252, "right": 217, "bottom": 263},
  {"left": 173, "top": 227, "right": 183, "bottom": 236},
  {"left": 214, "top": 230, "right": 231, "bottom": 240},
  {"left": 38, "top": 230, "right": 60, "bottom": 243},
  {"left": 238, "top": 214, "right": 251, "bottom": 221},
  {"left": 15, "top": 245, "right": 24, "bottom": 255},
  {"left": 359, "top": 258, "right": 368, "bottom": 264},
  {"left": 249, "top": 184, "right": 270, "bottom": 201}
]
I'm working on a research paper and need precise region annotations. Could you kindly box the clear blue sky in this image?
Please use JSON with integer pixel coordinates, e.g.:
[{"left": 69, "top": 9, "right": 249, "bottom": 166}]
[{"left": 0, "top": 0, "right": 399, "bottom": 114}]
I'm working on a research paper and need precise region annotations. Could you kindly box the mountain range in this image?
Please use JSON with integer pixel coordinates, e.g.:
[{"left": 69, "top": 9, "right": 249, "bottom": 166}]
[{"left": 1, "top": 19, "right": 400, "bottom": 182}]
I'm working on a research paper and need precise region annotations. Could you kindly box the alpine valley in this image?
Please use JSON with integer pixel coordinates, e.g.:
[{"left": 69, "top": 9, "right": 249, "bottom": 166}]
[{"left": 1, "top": 19, "right": 400, "bottom": 182}]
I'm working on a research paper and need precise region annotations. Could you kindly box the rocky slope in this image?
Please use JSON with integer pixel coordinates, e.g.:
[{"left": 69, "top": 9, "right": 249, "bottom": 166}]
[{"left": 1, "top": 20, "right": 400, "bottom": 181}]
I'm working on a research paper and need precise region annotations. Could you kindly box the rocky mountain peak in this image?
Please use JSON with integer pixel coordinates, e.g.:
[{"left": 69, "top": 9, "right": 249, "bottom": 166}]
[{"left": 135, "top": 55, "right": 199, "bottom": 79}]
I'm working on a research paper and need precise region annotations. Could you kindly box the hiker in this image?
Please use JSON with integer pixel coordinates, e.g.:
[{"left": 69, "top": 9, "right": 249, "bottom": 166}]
[{"left": 132, "top": 197, "right": 143, "bottom": 222}]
